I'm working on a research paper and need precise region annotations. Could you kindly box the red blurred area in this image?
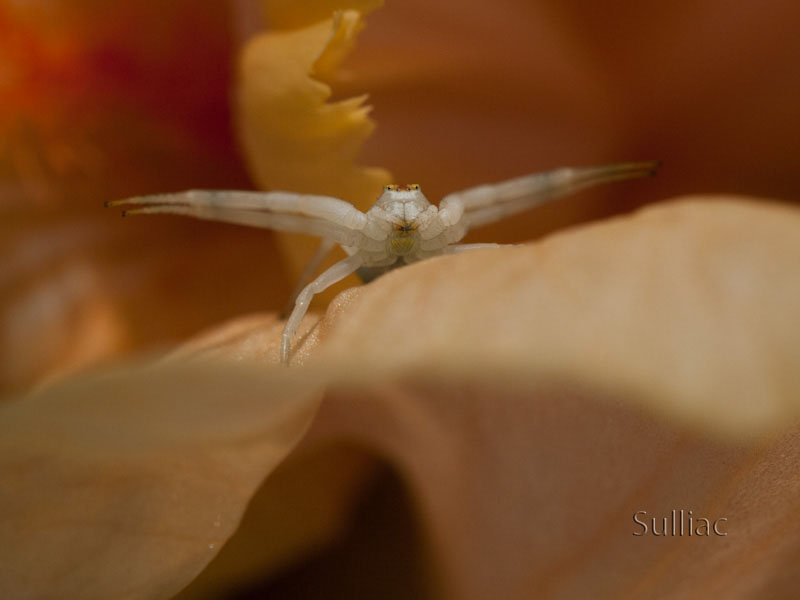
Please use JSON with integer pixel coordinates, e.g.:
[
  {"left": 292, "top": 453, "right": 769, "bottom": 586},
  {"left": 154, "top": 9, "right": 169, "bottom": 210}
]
[
  {"left": 1, "top": 3, "right": 236, "bottom": 156},
  {"left": 0, "top": 2, "right": 288, "bottom": 394}
]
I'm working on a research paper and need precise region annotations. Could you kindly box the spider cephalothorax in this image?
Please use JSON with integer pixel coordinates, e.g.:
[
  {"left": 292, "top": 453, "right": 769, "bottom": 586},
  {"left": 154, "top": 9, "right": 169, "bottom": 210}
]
[{"left": 371, "top": 184, "right": 430, "bottom": 258}]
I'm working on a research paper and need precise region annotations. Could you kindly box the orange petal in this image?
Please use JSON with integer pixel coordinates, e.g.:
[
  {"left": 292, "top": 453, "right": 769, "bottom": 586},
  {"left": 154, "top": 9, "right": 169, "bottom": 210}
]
[{"left": 236, "top": 3, "right": 391, "bottom": 303}]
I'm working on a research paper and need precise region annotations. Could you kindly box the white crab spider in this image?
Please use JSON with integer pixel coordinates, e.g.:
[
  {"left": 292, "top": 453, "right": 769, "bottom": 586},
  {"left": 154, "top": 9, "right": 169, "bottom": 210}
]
[{"left": 108, "top": 161, "right": 659, "bottom": 364}]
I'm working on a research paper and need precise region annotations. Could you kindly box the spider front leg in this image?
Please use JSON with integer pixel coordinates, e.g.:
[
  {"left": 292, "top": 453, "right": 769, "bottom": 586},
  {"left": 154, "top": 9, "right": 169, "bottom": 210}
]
[
  {"left": 281, "top": 238, "right": 337, "bottom": 319},
  {"left": 441, "top": 243, "right": 511, "bottom": 254},
  {"left": 281, "top": 254, "right": 364, "bottom": 365},
  {"left": 416, "top": 195, "right": 469, "bottom": 252},
  {"left": 442, "top": 161, "right": 660, "bottom": 230}
]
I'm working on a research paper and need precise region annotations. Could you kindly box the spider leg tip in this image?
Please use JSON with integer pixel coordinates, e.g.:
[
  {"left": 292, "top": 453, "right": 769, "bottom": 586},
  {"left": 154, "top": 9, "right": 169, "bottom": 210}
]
[{"left": 641, "top": 160, "right": 662, "bottom": 177}]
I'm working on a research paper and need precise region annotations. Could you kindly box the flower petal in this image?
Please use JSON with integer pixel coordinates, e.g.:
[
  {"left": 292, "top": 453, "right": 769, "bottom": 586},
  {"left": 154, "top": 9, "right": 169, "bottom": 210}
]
[
  {"left": 154, "top": 197, "right": 800, "bottom": 598},
  {"left": 236, "top": 2, "right": 391, "bottom": 293},
  {"left": 306, "top": 377, "right": 800, "bottom": 599},
  {"left": 26, "top": 197, "right": 793, "bottom": 598},
  {"left": 0, "top": 359, "right": 323, "bottom": 599},
  {"left": 257, "top": 0, "right": 384, "bottom": 31},
  {"left": 319, "top": 197, "right": 800, "bottom": 436},
  {"left": 238, "top": 12, "right": 390, "bottom": 204}
]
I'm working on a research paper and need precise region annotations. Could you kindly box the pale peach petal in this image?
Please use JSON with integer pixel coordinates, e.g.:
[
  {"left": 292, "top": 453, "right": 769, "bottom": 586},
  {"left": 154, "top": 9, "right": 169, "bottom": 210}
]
[
  {"left": 319, "top": 197, "right": 800, "bottom": 436},
  {"left": 162, "top": 198, "right": 799, "bottom": 597},
  {"left": 305, "top": 380, "right": 800, "bottom": 599},
  {"left": 149, "top": 316, "right": 384, "bottom": 599},
  {"left": 0, "top": 360, "right": 324, "bottom": 599},
  {"left": 175, "top": 443, "right": 381, "bottom": 599}
]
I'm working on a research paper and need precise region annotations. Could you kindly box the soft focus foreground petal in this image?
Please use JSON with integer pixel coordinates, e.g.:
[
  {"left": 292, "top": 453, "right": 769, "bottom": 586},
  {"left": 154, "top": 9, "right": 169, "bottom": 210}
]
[
  {"left": 119, "top": 314, "right": 384, "bottom": 599},
  {"left": 162, "top": 198, "right": 798, "bottom": 597},
  {"left": 174, "top": 439, "right": 382, "bottom": 600},
  {"left": 0, "top": 359, "right": 324, "bottom": 600},
  {"left": 237, "top": 2, "right": 391, "bottom": 290},
  {"left": 320, "top": 198, "right": 800, "bottom": 436},
  {"left": 310, "top": 380, "right": 800, "bottom": 599}
]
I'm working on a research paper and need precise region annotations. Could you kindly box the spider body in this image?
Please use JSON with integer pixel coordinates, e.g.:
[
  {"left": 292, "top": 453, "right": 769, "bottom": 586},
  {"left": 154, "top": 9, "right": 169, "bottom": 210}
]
[
  {"left": 345, "top": 185, "right": 431, "bottom": 282},
  {"left": 108, "top": 161, "right": 659, "bottom": 364},
  {"left": 357, "top": 184, "right": 432, "bottom": 263}
]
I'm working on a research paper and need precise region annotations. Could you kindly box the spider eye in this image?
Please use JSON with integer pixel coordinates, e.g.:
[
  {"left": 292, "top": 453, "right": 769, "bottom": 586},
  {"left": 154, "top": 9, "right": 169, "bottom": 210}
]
[
  {"left": 384, "top": 184, "right": 398, "bottom": 192},
  {"left": 408, "top": 184, "right": 420, "bottom": 191}
]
